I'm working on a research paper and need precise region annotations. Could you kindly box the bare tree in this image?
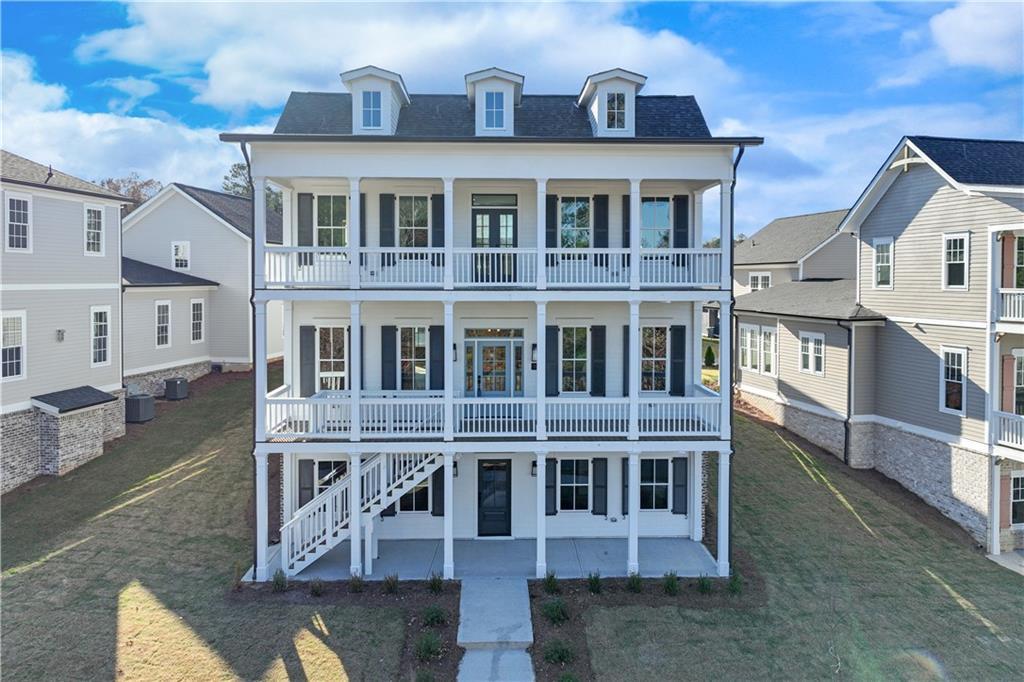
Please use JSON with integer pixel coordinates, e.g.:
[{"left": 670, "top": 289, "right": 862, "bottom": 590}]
[{"left": 96, "top": 173, "right": 162, "bottom": 215}]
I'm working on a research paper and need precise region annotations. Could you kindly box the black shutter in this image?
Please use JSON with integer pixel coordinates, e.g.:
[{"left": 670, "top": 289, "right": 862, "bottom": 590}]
[
  {"left": 381, "top": 325, "right": 397, "bottom": 390},
  {"left": 621, "top": 195, "right": 631, "bottom": 248},
  {"left": 379, "top": 194, "right": 395, "bottom": 247},
  {"left": 300, "top": 325, "right": 316, "bottom": 397},
  {"left": 545, "top": 459, "right": 557, "bottom": 516},
  {"left": 621, "top": 457, "right": 629, "bottom": 516},
  {"left": 431, "top": 468, "right": 444, "bottom": 516},
  {"left": 672, "top": 195, "right": 689, "bottom": 248},
  {"left": 297, "top": 193, "right": 314, "bottom": 246},
  {"left": 594, "top": 195, "right": 609, "bottom": 248},
  {"left": 592, "top": 457, "right": 607, "bottom": 515},
  {"left": 622, "top": 325, "right": 630, "bottom": 397},
  {"left": 545, "top": 325, "right": 559, "bottom": 397},
  {"left": 545, "top": 195, "right": 558, "bottom": 248},
  {"left": 590, "top": 325, "right": 606, "bottom": 396},
  {"left": 431, "top": 193, "right": 444, "bottom": 247},
  {"left": 669, "top": 325, "right": 686, "bottom": 396},
  {"left": 672, "top": 457, "right": 689, "bottom": 515},
  {"left": 429, "top": 325, "right": 444, "bottom": 390},
  {"left": 360, "top": 326, "right": 365, "bottom": 390},
  {"left": 359, "top": 192, "right": 366, "bottom": 265},
  {"left": 298, "top": 460, "right": 314, "bottom": 507}
]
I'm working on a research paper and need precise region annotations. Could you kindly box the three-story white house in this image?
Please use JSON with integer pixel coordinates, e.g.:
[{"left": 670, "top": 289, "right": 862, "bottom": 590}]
[{"left": 223, "top": 66, "right": 761, "bottom": 581}]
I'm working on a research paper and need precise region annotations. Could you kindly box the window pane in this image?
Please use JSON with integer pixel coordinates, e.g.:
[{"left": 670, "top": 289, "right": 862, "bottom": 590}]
[
  {"left": 560, "top": 486, "right": 574, "bottom": 510},
  {"left": 641, "top": 458, "right": 653, "bottom": 481},
  {"left": 655, "top": 459, "right": 669, "bottom": 482},
  {"left": 654, "top": 485, "right": 668, "bottom": 510},
  {"left": 640, "top": 486, "right": 654, "bottom": 509}
]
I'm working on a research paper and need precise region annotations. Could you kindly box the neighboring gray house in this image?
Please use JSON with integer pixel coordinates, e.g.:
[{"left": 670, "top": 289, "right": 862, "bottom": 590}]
[
  {"left": 121, "top": 183, "right": 283, "bottom": 394},
  {"left": 1, "top": 150, "right": 128, "bottom": 493}
]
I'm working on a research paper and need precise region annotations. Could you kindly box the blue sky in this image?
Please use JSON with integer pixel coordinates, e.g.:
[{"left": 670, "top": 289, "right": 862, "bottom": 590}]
[{"left": 2, "top": 1, "right": 1021, "bottom": 234}]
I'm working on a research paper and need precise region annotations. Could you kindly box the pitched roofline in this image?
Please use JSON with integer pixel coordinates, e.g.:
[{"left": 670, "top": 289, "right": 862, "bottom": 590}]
[
  {"left": 796, "top": 209, "right": 852, "bottom": 273},
  {"left": 122, "top": 183, "right": 251, "bottom": 243},
  {"left": 219, "top": 132, "right": 763, "bottom": 145},
  {"left": 0, "top": 177, "right": 129, "bottom": 203}
]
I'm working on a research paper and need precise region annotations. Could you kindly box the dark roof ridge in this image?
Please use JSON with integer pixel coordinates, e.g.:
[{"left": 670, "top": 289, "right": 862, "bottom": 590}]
[
  {"left": 769, "top": 207, "right": 849, "bottom": 221},
  {"left": 172, "top": 182, "right": 248, "bottom": 201},
  {"left": 910, "top": 134, "right": 1024, "bottom": 146}
]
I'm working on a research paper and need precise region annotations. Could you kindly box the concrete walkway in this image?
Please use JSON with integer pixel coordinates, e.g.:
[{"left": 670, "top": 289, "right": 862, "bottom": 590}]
[
  {"left": 456, "top": 577, "right": 535, "bottom": 681},
  {"left": 987, "top": 549, "right": 1024, "bottom": 576}
]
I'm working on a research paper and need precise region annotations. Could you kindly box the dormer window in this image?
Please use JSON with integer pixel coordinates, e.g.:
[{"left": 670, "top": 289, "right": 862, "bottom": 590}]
[
  {"left": 607, "top": 92, "right": 626, "bottom": 129},
  {"left": 362, "top": 90, "right": 382, "bottom": 129},
  {"left": 485, "top": 91, "right": 505, "bottom": 129}
]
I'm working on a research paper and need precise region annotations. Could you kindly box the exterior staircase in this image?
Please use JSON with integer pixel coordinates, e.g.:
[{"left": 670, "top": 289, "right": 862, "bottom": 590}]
[{"left": 280, "top": 452, "right": 443, "bottom": 575}]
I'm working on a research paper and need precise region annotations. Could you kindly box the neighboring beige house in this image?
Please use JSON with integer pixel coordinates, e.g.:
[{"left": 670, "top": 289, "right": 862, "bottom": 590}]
[
  {"left": 1, "top": 150, "right": 128, "bottom": 493},
  {"left": 122, "top": 183, "right": 283, "bottom": 394}
]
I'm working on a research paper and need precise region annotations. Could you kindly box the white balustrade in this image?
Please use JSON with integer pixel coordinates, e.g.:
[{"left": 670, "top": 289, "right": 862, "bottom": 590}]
[
  {"left": 265, "top": 393, "right": 352, "bottom": 439},
  {"left": 453, "top": 248, "right": 537, "bottom": 286},
  {"left": 1000, "top": 289, "right": 1024, "bottom": 321},
  {"left": 996, "top": 411, "right": 1024, "bottom": 449},
  {"left": 360, "top": 248, "right": 445, "bottom": 287},
  {"left": 545, "top": 249, "right": 630, "bottom": 287},
  {"left": 546, "top": 398, "right": 630, "bottom": 436},
  {"left": 454, "top": 398, "right": 537, "bottom": 436},
  {"left": 360, "top": 393, "right": 446, "bottom": 438},
  {"left": 639, "top": 249, "right": 722, "bottom": 287},
  {"left": 281, "top": 474, "right": 351, "bottom": 570},
  {"left": 638, "top": 397, "right": 721, "bottom": 436},
  {"left": 265, "top": 247, "right": 350, "bottom": 286}
]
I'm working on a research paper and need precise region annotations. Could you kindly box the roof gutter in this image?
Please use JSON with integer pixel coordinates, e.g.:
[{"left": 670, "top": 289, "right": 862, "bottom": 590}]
[
  {"left": 726, "top": 143, "right": 746, "bottom": 577},
  {"left": 218, "top": 132, "right": 765, "bottom": 146},
  {"left": 837, "top": 320, "right": 853, "bottom": 465}
]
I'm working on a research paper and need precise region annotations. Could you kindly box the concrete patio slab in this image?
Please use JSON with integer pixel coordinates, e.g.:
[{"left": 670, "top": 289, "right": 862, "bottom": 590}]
[
  {"left": 458, "top": 649, "right": 535, "bottom": 682},
  {"left": 457, "top": 577, "right": 533, "bottom": 649}
]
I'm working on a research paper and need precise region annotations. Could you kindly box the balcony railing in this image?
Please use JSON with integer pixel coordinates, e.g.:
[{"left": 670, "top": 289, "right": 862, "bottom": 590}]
[
  {"left": 995, "top": 410, "right": 1024, "bottom": 450},
  {"left": 545, "top": 249, "right": 630, "bottom": 287},
  {"left": 1000, "top": 289, "right": 1024, "bottom": 322},
  {"left": 360, "top": 249, "right": 445, "bottom": 288},
  {"left": 453, "top": 248, "right": 537, "bottom": 287}
]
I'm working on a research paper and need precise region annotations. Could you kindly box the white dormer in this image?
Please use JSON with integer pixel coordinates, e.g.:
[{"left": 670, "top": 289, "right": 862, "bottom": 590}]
[
  {"left": 340, "top": 65, "right": 411, "bottom": 136},
  {"left": 577, "top": 68, "right": 647, "bottom": 137},
  {"left": 465, "top": 67, "right": 524, "bottom": 137}
]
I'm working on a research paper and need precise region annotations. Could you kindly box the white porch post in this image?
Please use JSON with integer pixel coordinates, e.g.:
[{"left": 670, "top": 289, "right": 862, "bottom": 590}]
[
  {"left": 350, "top": 454, "right": 363, "bottom": 576},
  {"left": 253, "top": 176, "right": 266, "bottom": 289},
  {"left": 350, "top": 302, "right": 362, "bottom": 441},
  {"left": 691, "top": 302, "right": 702, "bottom": 395},
  {"left": 536, "top": 302, "right": 548, "bottom": 439},
  {"left": 282, "top": 301, "right": 293, "bottom": 394},
  {"left": 282, "top": 452, "right": 294, "bottom": 521},
  {"left": 536, "top": 450, "right": 548, "bottom": 577},
  {"left": 444, "top": 302, "right": 455, "bottom": 441},
  {"left": 443, "top": 452, "right": 455, "bottom": 578},
  {"left": 989, "top": 457, "right": 1002, "bottom": 555},
  {"left": 443, "top": 178, "right": 455, "bottom": 289},
  {"left": 629, "top": 179, "right": 641, "bottom": 290},
  {"left": 692, "top": 190, "right": 704, "bottom": 247},
  {"left": 719, "top": 300, "right": 732, "bottom": 440},
  {"left": 364, "top": 517, "right": 374, "bottom": 576},
  {"left": 628, "top": 300, "right": 640, "bottom": 440},
  {"left": 717, "top": 450, "right": 731, "bottom": 576},
  {"left": 536, "top": 179, "right": 548, "bottom": 290},
  {"left": 719, "top": 180, "right": 732, "bottom": 291},
  {"left": 349, "top": 177, "right": 361, "bottom": 289},
  {"left": 254, "top": 452, "right": 270, "bottom": 580},
  {"left": 690, "top": 452, "right": 703, "bottom": 541},
  {"left": 627, "top": 449, "right": 640, "bottom": 574},
  {"left": 254, "top": 301, "right": 267, "bottom": 440},
  {"left": 281, "top": 187, "right": 294, "bottom": 246}
]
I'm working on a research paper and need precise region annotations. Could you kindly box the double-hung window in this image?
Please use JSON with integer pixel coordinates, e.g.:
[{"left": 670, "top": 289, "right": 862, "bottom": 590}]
[
  {"left": 399, "top": 481, "right": 430, "bottom": 512},
  {"left": 84, "top": 205, "right": 104, "bottom": 255},
  {"left": 317, "top": 195, "right": 347, "bottom": 247},
  {"left": 641, "top": 326, "right": 668, "bottom": 391},
  {"left": 560, "top": 326, "right": 588, "bottom": 393},
  {"left": 739, "top": 324, "right": 760, "bottom": 372},
  {"left": 943, "top": 233, "right": 969, "bottom": 290},
  {"left": 155, "top": 301, "right": 171, "bottom": 348},
  {"left": 190, "top": 299, "right": 205, "bottom": 343},
  {"left": 761, "top": 327, "right": 776, "bottom": 376},
  {"left": 1015, "top": 237, "right": 1024, "bottom": 288},
  {"left": 749, "top": 272, "right": 771, "bottom": 291},
  {"left": 873, "top": 237, "right": 893, "bottom": 288},
  {"left": 640, "top": 458, "right": 670, "bottom": 510},
  {"left": 1, "top": 311, "right": 26, "bottom": 381},
  {"left": 640, "top": 197, "right": 671, "bottom": 248},
  {"left": 397, "top": 196, "right": 429, "bottom": 247},
  {"left": 1014, "top": 352, "right": 1024, "bottom": 416},
  {"left": 484, "top": 91, "right": 504, "bottom": 129},
  {"left": 399, "top": 326, "right": 428, "bottom": 390},
  {"left": 317, "top": 326, "right": 347, "bottom": 391},
  {"left": 362, "top": 90, "right": 382, "bottom": 129},
  {"left": 799, "top": 332, "right": 824, "bottom": 376},
  {"left": 1012, "top": 472, "right": 1024, "bottom": 526},
  {"left": 171, "top": 241, "right": 190, "bottom": 270},
  {"left": 560, "top": 197, "right": 591, "bottom": 249},
  {"left": 559, "top": 459, "right": 589, "bottom": 511},
  {"left": 940, "top": 346, "right": 966, "bottom": 415},
  {"left": 606, "top": 92, "right": 626, "bottom": 129},
  {"left": 5, "top": 193, "right": 31, "bottom": 252},
  {"left": 90, "top": 306, "right": 110, "bottom": 367}
]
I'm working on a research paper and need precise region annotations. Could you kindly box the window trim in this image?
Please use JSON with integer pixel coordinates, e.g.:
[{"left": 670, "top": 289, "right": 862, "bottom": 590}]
[
  {"left": 639, "top": 196, "right": 672, "bottom": 249},
  {"left": 361, "top": 90, "right": 382, "bottom": 129},
  {"left": 939, "top": 345, "right": 967, "bottom": 416},
  {"left": 1, "top": 309, "right": 27, "bottom": 382},
  {"left": 941, "top": 231, "right": 970, "bottom": 291},
  {"left": 190, "top": 298, "right": 205, "bottom": 344},
  {"left": 798, "top": 331, "right": 825, "bottom": 376},
  {"left": 558, "top": 325, "right": 590, "bottom": 395},
  {"left": 558, "top": 195, "right": 593, "bottom": 250},
  {"left": 154, "top": 300, "right": 171, "bottom": 349},
  {"left": 315, "top": 193, "right": 349, "bottom": 247},
  {"left": 606, "top": 91, "right": 626, "bottom": 130},
  {"left": 640, "top": 325, "right": 669, "bottom": 393},
  {"left": 483, "top": 90, "right": 506, "bottom": 130},
  {"left": 557, "top": 457, "right": 591, "bottom": 512},
  {"left": 397, "top": 325, "right": 430, "bottom": 392},
  {"left": 83, "top": 203, "right": 105, "bottom": 257},
  {"left": 398, "top": 478, "right": 432, "bottom": 514},
  {"left": 89, "top": 304, "right": 111, "bottom": 368},
  {"left": 639, "top": 456, "right": 673, "bottom": 512},
  {"left": 4, "top": 191, "right": 32, "bottom": 253},
  {"left": 1011, "top": 470, "right": 1024, "bottom": 528},
  {"left": 396, "top": 195, "right": 431, "bottom": 249},
  {"left": 316, "top": 325, "right": 349, "bottom": 392},
  {"left": 748, "top": 271, "right": 772, "bottom": 292},
  {"left": 171, "top": 241, "right": 191, "bottom": 271},
  {"left": 872, "top": 237, "right": 894, "bottom": 290}
]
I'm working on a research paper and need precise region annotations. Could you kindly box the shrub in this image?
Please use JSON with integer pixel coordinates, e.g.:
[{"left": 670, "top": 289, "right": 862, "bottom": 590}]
[
  {"left": 663, "top": 571, "right": 679, "bottom": 596},
  {"left": 541, "top": 597, "right": 570, "bottom": 625},
  {"left": 383, "top": 573, "right": 399, "bottom": 594},
  {"left": 543, "top": 570, "right": 560, "bottom": 594},
  {"left": 428, "top": 572, "right": 444, "bottom": 594},
  {"left": 348, "top": 575, "right": 365, "bottom": 593},
  {"left": 558, "top": 674, "right": 580, "bottom": 682},
  {"left": 704, "top": 344, "right": 716, "bottom": 368},
  {"left": 543, "top": 640, "right": 575, "bottom": 665},
  {"left": 271, "top": 569, "right": 287, "bottom": 593},
  {"left": 415, "top": 632, "right": 442, "bottom": 662},
  {"left": 415, "top": 672, "right": 435, "bottom": 682},
  {"left": 697, "top": 574, "right": 713, "bottom": 595},
  {"left": 625, "top": 572, "right": 643, "bottom": 593},
  {"left": 309, "top": 578, "right": 325, "bottom": 597},
  {"left": 423, "top": 605, "right": 447, "bottom": 627},
  {"left": 728, "top": 571, "right": 743, "bottom": 596},
  {"left": 586, "top": 572, "right": 602, "bottom": 594}
]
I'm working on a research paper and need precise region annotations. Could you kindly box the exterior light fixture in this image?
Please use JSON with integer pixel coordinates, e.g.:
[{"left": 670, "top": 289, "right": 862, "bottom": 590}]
[
  {"left": 531, "top": 459, "right": 538, "bottom": 477},
  {"left": 531, "top": 343, "right": 538, "bottom": 370}
]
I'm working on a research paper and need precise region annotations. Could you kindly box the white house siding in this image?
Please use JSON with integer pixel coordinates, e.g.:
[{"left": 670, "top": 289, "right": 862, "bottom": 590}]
[
  {"left": 123, "top": 289, "right": 212, "bottom": 375},
  {"left": 777, "top": 319, "right": 849, "bottom": 418},
  {"left": 733, "top": 265, "right": 798, "bottom": 295},
  {"left": 852, "top": 325, "right": 877, "bottom": 416},
  {"left": 801, "top": 232, "right": 856, "bottom": 279}
]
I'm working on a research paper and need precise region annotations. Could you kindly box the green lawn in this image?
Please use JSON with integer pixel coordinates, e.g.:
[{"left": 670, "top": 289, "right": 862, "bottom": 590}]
[{"left": 586, "top": 415, "right": 1024, "bottom": 680}]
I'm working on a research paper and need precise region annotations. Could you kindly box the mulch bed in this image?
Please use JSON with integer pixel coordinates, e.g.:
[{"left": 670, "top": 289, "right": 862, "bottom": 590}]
[
  {"left": 527, "top": 551, "right": 765, "bottom": 682},
  {"left": 231, "top": 578, "right": 463, "bottom": 681}
]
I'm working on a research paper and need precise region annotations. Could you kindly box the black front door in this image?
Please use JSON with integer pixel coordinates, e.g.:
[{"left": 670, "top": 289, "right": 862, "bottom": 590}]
[{"left": 477, "top": 459, "right": 512, "bottom": 536}]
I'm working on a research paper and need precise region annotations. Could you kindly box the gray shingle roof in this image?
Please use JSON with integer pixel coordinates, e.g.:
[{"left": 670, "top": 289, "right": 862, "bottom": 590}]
[
  {"left": 908, "top": 136, "right": 1024, "bottom": 187},
  {"left": 173, "top": 183, "right": 283, "bottom": 244},
  {"left": 1, "top": 150, "right": 127, "bottom": 201},
  {"left": 735, "top": 279, "right": 883, "bottom": 321},
  {"left": 734, "top": 209, "right": 849, "bottom": 266},
  {"left": 273, "top": 92, "right": 711, "bottom": 138},
  {"left": 122, "top": 257, "right": 219, "bottom": 287},
  {"left": 31, "top": 386, "right": 117, "bottom": 413}
]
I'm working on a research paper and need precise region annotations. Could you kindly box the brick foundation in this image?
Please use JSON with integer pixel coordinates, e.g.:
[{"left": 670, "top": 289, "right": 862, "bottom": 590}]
[
  {"left": 740, "top": 390, "right": 845, "bottom": 459},
  {"left": 125, "top": 360, "right": 211, "bottom": 397},
  {"left": 1, "top": 408, "right": 42, "bottom": 493},
  {"left": 998, "top": 459, "right": 1024, "bottom": 552}
]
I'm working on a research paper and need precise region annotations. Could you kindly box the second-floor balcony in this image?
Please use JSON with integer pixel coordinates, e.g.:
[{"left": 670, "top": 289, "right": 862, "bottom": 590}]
[{"left": 999, "top": 288, "right": 1024, "bottom": 323}]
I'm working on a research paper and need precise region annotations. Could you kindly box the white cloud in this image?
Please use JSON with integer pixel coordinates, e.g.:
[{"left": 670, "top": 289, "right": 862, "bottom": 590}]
[
  {"left": 2, "top": 51, "right": 68, "bottom": 111},
  {"left": 93, "top": 76, "right": 159, "bottom": 113},
  {"left": 931, "top": 2, "right": 1024, "bottom": 73}
]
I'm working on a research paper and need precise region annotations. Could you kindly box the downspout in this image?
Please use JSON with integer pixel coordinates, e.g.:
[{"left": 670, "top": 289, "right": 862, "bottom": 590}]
[
  {"left": 727, "top": 144, "right": 746, "bottom": 574},
  {"left": 239, "top": 142, "right": 258, "bottom": 581},
  {"left": 837, "top": 320, "right": 853, "bottom": 465}
]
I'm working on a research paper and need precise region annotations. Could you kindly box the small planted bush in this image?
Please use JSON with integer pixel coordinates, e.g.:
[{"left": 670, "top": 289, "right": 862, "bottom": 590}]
[
  {"left": 663, "top": 571, "right": 679, "bottom": 596},
  {"left": 541, "top": 597, "right": 570, "bottom": 625},
  {"left": 348, "top": 575, "right": 365, "bottom": 593},
  {"left": 543, "top": 570, "right": 560, "bottom": 594},
  {"left": 423, "top": 605, "right": 447, "bottom": 627},
  {"left": 309, "top": 578, "right": 325, "bottom": 597},
  {"left": 697, "top": 574, "right": 713, "bottom": 595},
  {"left": 728, "top": 571, "right": 743, "bottom": 596},
  {"left": 543, "top": 640, "right": 575, "bottom": 665},
  {"left": 625, "top": 572, "right": 643, "bottom": 593},
  {"left": 428, "top": 572, "right": 444, "bottom": 594},
  {"left": 271, "top": 569, "right": 287, "bottom": 593},
  {"left": 383, "top": 573, "right": 399, "bottom": 594},
  {"left": 415, "top": 632, "right": 442, "bottom": 662},
  {"left": 586, "top": 572, "right": 602, "bottom": 594}
]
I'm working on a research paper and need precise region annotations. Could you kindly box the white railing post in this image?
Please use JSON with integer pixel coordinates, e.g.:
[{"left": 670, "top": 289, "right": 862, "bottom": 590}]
[
  {"left": 349, "top": 177, "right": 361, "bottom": 290},
  {"left": 350, "top": 302, "right": 362, "bottom": 442},
  {"left": 253, "top": 176, "right": 266, "bottom": 289},
  {"left": 717, "top": 450, "right": 731, "bottom": 576},
  {"left": 536, "top": 178, "right": 548, "bottom": 290},
  {"left": 719, "top": 299, "right": 732, "bottom": 440},
  {"left": 349, "top": 454, "right": 362, "bottom": 576},
  {"left": 536, "top": 450, "right": 548, "bottom": 577},
  {"left": 720, "top": 180, "right": 732, "bottom": 291},
  {"left": 628, "top": 300, "right": 640, "bottom": 439},
  {"left": 629, "top": 179, "right": 641, "bottom": 291},
  {"left": 443, "top": 178, "right": 455, "bottom": 290},
  {"left": 255, "top": 301, "right": 267, "bottom": 440},
  {"left": 690, "top": 452, "right": 703, "bottom": 541},
  {"left": 443, "top": 452, "right": 455, "bottom": 578},
  {"left": 444, "top": 301, "right": 454, "bottom": 441},
  {"left": 536, "top": 301, "right": 547, "bottom": 440},
  {"left": 627, "top": 449, "right": 640, "bottom": 574},
  {"left": 254, "top": 451, "right": 270, "bottom": 580}
]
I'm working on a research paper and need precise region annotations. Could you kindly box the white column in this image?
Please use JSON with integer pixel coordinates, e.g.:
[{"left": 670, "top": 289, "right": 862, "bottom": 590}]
[
  {"left": 536, "top": 450, "right": 548, "bottom": 577},
  {"left": 989, "top": 457, "right": 1002, "bottom": 555},
  {"left": 349, "top": 177, "right": 361, "bottom": 289},
  {"left": 349, "top": 454, "right": 363, "bottom": 576},
  {"left": 536, "top": 302, "right": 547, "bottom": 440},
  {"left": 254, "top": 452, "right": 270, "bottom": 580},
  {"left": 690, "top": 452, "right": 703, "bottom": 541},
  {"left": 364, "top": 517, "right": 374, "bottom": 576},
  {"left": 628, "top": 300, "right": 640, "bottom": 440},
  {"left": 691, "top": 302, "right": 702, "bottom": 395},
  {"left": 719, "top": 300, "right": 732, "bottom": 440},
  {"left": 536, "top": 179, "right": 548, "bottom": 290},
  {"left": 444, "top": 301, "right": 455, "bottom": 441},
  {"left": 717, "top": 450, "right": 731, "bottom": 577},
  {"left": 282, "top": 188, "right": 294, "bottom": 247},
  {"left": 629, "top": 179, "right": 641, "bottom": 290},
  {"left": 627, "top": 450, "right": 640, "bottom": 575},
  {"left": 254, "top": 301, "right": 267, "bottom": 440},
  {"left": 350, "top": 302, "right": 362, "bottom": 442},
  {"left": 443, "top": 178, "right": 455, "bottom": 290},
  {"left": 253, "top": 176, "right": 266, "bottom": 289},
  {"left": 693, "top": 190, "right": 704, "bottom": 248},
  {"left": 719, "top": 180, "right": 732, "bottom": 291},
  {"left": 282, "top": 301, "right": 293, "bottom": 394},
  {"left": 282, "top": 452, "right": 294, "bottom": 520},
  {"left": 443, "top": 452, "right": 455, "bottom": 578}
]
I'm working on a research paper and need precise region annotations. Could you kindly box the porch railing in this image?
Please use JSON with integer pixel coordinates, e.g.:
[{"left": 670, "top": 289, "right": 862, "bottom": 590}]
[
  {"left": 454, "top": 398, "right": 537, "bottom": 436},
  {"left": 639, "top": 397, "right": 720, "bottom": 436},
  {"left": 360, "top": 248, "right": 445, "bottom": 287},
  {"left": 452, "top": 248, "right": 537, "bottom": 287},
  {"left": 639, "top": 249, "right": 722, "bottom": 287},
  {"left": 265, "top": 390, "right": 352, "bottom": 439},
  {"left": 546, "top": 397, "right": 630, "bottom": 435},
  {"left": 996, "top": 410, "right": 1024, "bottom": 449},
  {"left": 545, "top": 249, "right": 631, "bottom": 287},
  {"left": 360, "top": 393, "right": 446, "bottom": 438},
  {"left": 1000, "top": 289, "right": 1024, "bottom": 322},
  {"left": 265, "top": 247, "right": 350, "bottom": 287}
]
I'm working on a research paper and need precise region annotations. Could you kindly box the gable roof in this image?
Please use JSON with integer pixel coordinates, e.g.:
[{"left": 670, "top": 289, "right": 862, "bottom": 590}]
[
  {"left": 1, "top": 150, "right": 127, "bottom": 201},
  {"left": 735, "top": 279, "right": 882, "bottom": 321},
  {"left": 122, "top": 257, "right": 219, "bottom": 288},
  {"left": 171, "top": 183, "right": 283, "bottom": 244},
  {"left": 907, "top": 136, "right": 1024, "bottom": 188},
  {"left": 734, "top": 209, "right": 849, "bottom": 265},
  {"left": 31, "top": 386, "right": 117, "bottom": 414}
]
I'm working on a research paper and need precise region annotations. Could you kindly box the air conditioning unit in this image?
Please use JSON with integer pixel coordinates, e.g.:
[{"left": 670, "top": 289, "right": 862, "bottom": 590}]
[
  {"left": 164, "top": 378, "right": 189, "bottom": 401},
  {"left": 126, "top": 394, "right": 155, "bottom": 423}
]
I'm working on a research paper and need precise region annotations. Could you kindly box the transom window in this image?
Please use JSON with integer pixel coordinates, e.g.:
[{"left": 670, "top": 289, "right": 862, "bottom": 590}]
[
  {"left": 85, "top": 206, "right": 103, "bottom": 255},
  {"left": 91, "top": 306, "right": 109, "bottom": 367},
  {"left": 641, "top": 326, "right": 668, "bottom": 391},
  {"left": 484, "top": 91, "right": 505, "bottom": 129},
  {"left": 399, "top": 326, "right": 428, "bottom": 391},
  {"left": 873, "top": 238, "right": 893, "bottom": 288},
  {"left": 6, "top": 195, "right": 31, "bottom": 251},
  {"left": 2, "top": 311, "right": 26, "bottom": 380},
  {"left": 560, "top": 326, "right": 588, "bottom": 393},
  {"left": 172, "top": 241, "right": 190, "bottom": 270},
  {"left": 749, "top": 273, "right": 771, "bottom": 291},
  {"left": 399, "top": 481, "right": 430, "bottom": 512},
  {"left": 640, "top": 197, "right": 671, "bottom": 248},
  {"left": 941, "top": 347, "right": 965, "bottom": 414},
  {"left": 640, "top": 458, "right": 669, "bottom": 510},
  {"left": 190, "top": 299, "right": 204, "bottom": 343},
  {"left": 317, "top": 195, "right": 347, "bottom": 247},
  {"left": 799, "top": 332, "right": 824, "bottom": 376},
  {"left": 560, "top": 197, "right": 591, "bottom": 248},
  {"left": 155, "top": 301, "right": 170, "bottom": 348},
  {"left": 362, "top": 90, "right": 382, "bottom": 128},
  {"left": 318, "top": 326, "right": 347, "bottom": 391},
  {"left": 559, "top": 459, "right": 589, "bottom": 511},
  {"left": 606, "top": 92, "right": 626, "bottom": 129},
  {"left": 398, "top": 196, "right": 429, "bottom": 247},
  {"left": 1012, "top": 472, "right": 1024, "bottom": 526},
  {"left": 943, "top": 233, "right": 968, "bottom": 289}
]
